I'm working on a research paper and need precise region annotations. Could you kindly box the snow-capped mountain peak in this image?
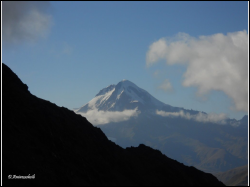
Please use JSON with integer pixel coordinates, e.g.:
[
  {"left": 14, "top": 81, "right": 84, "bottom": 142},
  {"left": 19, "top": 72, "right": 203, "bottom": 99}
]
[
  {"left": 76, "top": 80, "right": 166, "bottom": 113},
  {"left": 74, "top": 80, "right": 247, "bottom": 127}
]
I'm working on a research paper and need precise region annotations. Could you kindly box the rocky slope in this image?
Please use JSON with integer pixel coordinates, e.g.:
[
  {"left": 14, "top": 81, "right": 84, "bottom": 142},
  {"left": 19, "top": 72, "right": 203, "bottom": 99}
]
[
  {"left": 2, "top": 63, "right": 224, "bottom": 186},
  {"left": 215, "top": 165, "right": 248, "bottom": 186}
]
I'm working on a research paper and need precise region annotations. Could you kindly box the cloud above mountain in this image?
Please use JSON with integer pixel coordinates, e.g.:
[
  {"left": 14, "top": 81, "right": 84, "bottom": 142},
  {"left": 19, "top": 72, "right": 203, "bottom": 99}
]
[
  {"left": 77, "top": 108, "right": 140, "bottom": 125},
  {"left": 146, "top": 31, "right": 248, "bottom": 112},
  {"left": 156, "top": 110, "right": 228, "bottom": 124},
  {"left": 2, "top": 1, "right": 52, "bottom": 45}
]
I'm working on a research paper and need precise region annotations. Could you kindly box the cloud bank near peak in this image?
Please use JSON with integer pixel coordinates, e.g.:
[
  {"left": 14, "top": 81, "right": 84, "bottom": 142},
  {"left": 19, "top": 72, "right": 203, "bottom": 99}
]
[
  {"left": 156, "top": 110, "right": 228, "bottom": 124},
  {"left": 2, "top": 1, "right": 52, "bottom": 45},
  {"left": 146, "top": 31, "right": 248, "bottom": 112},
  {"left": 76, "top": 108, "right": 140, "bottom": 125}
]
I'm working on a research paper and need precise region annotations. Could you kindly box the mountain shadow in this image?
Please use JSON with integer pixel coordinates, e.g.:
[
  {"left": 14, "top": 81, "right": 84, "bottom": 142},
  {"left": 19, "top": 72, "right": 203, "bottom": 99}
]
[{"left": 2, "top": 63, "right": 224, "bottom": 186}]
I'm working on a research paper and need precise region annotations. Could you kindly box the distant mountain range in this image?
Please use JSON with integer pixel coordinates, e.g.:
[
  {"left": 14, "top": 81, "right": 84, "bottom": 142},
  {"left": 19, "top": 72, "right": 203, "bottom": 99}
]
[
  {"left": 75, "top": 79, "right": 247, "bottom": 127},
  {"left": 75, "top": 80, "right": 248, "bottom": 174},
  {"left": 215, "top": 165, "right": 248, "bottom": 186},
  {"left": 2, "top": 63, "right": 225, "bottom": 186}
]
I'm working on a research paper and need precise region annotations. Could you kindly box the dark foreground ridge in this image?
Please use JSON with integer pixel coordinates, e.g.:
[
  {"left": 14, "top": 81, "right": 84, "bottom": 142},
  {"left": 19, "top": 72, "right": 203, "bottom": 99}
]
[{"left": 2, "top": 63, "right": 224, "bottom": 186}]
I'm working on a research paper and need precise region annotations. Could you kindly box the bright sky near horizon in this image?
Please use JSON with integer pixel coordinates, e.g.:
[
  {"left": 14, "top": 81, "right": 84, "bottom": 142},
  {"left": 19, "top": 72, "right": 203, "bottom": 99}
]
[{"left": 2, "top": 1, "right": 248, "bottom": 120}]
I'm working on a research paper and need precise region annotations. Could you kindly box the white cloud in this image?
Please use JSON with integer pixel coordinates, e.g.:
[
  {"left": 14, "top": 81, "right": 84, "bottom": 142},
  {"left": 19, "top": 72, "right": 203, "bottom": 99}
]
[
  {"left": 2, "top": 1, "right": 52, "bottom": 44},
  {"left": 76, "top": 109, "right": 140, "bottom": 125},
  {"left": 158, "top": 79, "right": 173, "bottom": 92},
  {"left": 146, "top": 31, "right": 248, "bottom": 112},
  {"left": 146, "top": 39, "right": 168, "bottom": 66},
  {"left": 156, "top": 110, "right": 228, "bottom": 124}
]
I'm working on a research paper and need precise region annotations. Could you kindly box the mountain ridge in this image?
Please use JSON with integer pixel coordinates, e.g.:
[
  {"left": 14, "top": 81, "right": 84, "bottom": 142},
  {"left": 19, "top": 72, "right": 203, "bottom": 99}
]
[
  {"left": 76, "top": 79, "right": 247, "bottom": 126},
  {"left": 75, "top": 80, "right": 248, "bottom": 174},
  {"left": 215, "top": 165, "right": 248, "bottom": 186}
]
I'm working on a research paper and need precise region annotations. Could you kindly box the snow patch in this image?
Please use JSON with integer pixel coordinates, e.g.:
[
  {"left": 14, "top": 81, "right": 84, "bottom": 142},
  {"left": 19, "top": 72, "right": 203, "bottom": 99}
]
[
  {"left": 87, "top": 88, "right": 115, "bottom": 109},
  {"left": 130, "top": 100, "right": 139, "bottom": 103},
  {"left": 117, "top": 90, "right": 124, "bottom": 99}
]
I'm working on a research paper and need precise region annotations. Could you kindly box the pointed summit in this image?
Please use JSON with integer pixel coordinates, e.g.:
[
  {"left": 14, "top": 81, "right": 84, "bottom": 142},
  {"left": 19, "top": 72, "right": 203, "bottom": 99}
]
[
  {"left": 116, "top": 79, "right": 139, "bottom": 89},
  {"left": 76, "top": 80, "right": 169, "bottom": 113}
]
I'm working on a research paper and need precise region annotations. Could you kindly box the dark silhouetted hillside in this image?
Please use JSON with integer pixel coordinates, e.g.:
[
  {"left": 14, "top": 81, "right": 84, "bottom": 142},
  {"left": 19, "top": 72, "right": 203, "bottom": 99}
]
[{"left": 2, "top": 63, "right": 224, "bottom": 186}]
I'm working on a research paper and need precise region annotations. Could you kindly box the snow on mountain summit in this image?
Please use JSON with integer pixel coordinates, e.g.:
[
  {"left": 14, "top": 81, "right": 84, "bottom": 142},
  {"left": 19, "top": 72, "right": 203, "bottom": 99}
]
[
  {"left": 76, "top": 80, "right": 167, "bottom": 113},
  {"left": 75, "top": 80, "right": 244, "bottom": 126}
]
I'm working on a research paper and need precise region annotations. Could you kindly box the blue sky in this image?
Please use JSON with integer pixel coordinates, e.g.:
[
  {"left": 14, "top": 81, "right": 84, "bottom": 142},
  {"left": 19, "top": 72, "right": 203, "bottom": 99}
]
[{"left": 2, "top": 1, "right": 248, "bottom": 120}]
